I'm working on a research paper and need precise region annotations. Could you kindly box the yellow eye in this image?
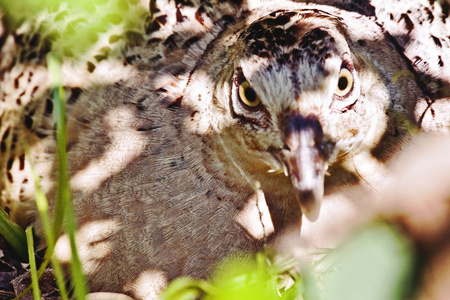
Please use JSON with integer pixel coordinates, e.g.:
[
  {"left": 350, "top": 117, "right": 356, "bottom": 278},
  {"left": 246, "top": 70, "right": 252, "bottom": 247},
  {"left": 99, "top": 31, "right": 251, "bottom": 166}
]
[
  {"left": 239, "top": 81, "right": 261, "bottom": 108},
  {"left": 335, "top": 68, "right": 353, "bottom": 97}
]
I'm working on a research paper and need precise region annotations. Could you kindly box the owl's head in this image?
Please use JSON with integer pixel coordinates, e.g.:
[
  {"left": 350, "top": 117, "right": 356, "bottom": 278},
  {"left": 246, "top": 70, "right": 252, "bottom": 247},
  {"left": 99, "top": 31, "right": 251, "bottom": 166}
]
[{"left": 200, "top": 9, "right": 392, "bottom": 221}]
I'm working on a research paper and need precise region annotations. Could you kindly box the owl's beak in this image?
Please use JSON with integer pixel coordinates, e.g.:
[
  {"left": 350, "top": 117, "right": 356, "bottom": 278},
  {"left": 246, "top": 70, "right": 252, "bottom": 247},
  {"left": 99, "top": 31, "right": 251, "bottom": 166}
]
[{"left": 282, "top": 114, "right": 326, "bottom": 222}]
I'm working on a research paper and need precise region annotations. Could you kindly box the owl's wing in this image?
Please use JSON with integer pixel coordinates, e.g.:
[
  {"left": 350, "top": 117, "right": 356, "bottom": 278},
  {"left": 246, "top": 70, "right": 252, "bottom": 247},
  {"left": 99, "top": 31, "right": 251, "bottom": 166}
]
[
  {"left": 150, "top": 0, "right": 246, "bottom": 26},
  {"left": 370, "top": 0, "right": 450, "bottom": 97},
  {"left": 140, "top": 0, "right": 246, "bottom": 61},
  {"left": 368, "top": 0, "right": 450, "bottom": 132}
]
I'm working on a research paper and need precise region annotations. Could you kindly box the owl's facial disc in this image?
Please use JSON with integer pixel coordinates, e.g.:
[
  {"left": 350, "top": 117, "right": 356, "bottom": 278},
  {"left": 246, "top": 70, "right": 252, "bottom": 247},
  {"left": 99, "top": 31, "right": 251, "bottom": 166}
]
[{"left": 227, "top": 9, "right": 357, "bottom": 221}]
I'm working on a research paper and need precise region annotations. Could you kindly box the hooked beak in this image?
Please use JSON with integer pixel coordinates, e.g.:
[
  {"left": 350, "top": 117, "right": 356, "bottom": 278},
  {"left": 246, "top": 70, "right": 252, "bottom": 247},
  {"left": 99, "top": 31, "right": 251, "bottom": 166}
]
[{"left": 282, "top": 114, "right": 328, "bottom": 221}]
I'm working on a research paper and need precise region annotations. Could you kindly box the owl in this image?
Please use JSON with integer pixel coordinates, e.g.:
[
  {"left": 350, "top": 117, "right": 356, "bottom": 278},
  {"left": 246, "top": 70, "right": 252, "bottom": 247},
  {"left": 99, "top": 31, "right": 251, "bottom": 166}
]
[{"left": 0, "top": 0, "right": 448, "bottom": 299}]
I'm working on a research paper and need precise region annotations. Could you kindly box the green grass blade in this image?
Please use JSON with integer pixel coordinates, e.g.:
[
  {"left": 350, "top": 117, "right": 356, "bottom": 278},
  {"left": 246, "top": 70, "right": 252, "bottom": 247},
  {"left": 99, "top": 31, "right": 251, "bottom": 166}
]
[
  {"left": 50, "top": 255, "right": 69, "bottom": 300},
  {"left": 25, "top": 227, "right": 41, "bottom": 300},
  {"left": 0, "top": 206, "right": 27, "bottom": 261},
  {"left": 24, "top": 142, "right": 55, "bottom": 251},
  {"left": 18, "top": 55, "right": 82, "bottom": 300},
  {"left": 64, "top": 201, "right": 88, "bottom": 299},
  {"left": 47, "top": 53, "right": 88, "bottom": 299},
  {"left": 46, "top": 54, "right": 67, "bottom": 240},
  {"left": 20, "top": 144, "right": 70, "bottom": 300}
]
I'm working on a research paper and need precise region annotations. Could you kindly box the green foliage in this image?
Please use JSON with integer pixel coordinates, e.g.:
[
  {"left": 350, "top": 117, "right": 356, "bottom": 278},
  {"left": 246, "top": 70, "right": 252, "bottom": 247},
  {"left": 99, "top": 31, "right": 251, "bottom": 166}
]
[
  {"left": 0, "top": 207, "right": 27, "bottom": 261},
  {"left": 0, "top": 0, "right": 146, "bottom": 58},
  {"left": 162, "top": 223, "right": 415, "bottom": 300},
  {"left": 207, "top": 252, "right": 303, "bottom": 300},
  {"left": 162, "top": 252, "right": 304, "bottom": 300}
]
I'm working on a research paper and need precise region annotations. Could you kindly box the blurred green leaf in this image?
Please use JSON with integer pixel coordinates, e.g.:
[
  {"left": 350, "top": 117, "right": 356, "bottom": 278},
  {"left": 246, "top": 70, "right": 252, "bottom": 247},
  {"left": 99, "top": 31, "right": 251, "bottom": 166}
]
[
  {"left": 161, "top": 277, "right": 208, "bottom": 300},
  {"left": 314, "top": 223, "right": 415, "bottom": 300}
]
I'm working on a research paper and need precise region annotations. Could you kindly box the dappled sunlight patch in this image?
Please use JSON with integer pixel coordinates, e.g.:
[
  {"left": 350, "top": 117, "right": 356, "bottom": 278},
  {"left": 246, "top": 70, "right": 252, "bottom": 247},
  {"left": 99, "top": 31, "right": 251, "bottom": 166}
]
[
  {"left": 125, "top": 269, "right": 169, "bottom": 300},
  {"left": 71, "top": 106, "right": 149, "bottom": 194},
  {"left": 235, "top": 188, "right": 274, "bottom": 241},
  {"left": 54, "top": 219, "right": 122, "bottom": 268}
]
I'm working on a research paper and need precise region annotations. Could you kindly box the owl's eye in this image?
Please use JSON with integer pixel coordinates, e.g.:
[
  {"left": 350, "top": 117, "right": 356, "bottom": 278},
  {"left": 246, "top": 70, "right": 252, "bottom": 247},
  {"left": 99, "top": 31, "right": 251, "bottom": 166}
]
[
  {"left": 239, "top": 81, "right": 261, "bottom": 108},
  {"left": 335, "top": 68, "right": 353, "bottom": 97}
]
